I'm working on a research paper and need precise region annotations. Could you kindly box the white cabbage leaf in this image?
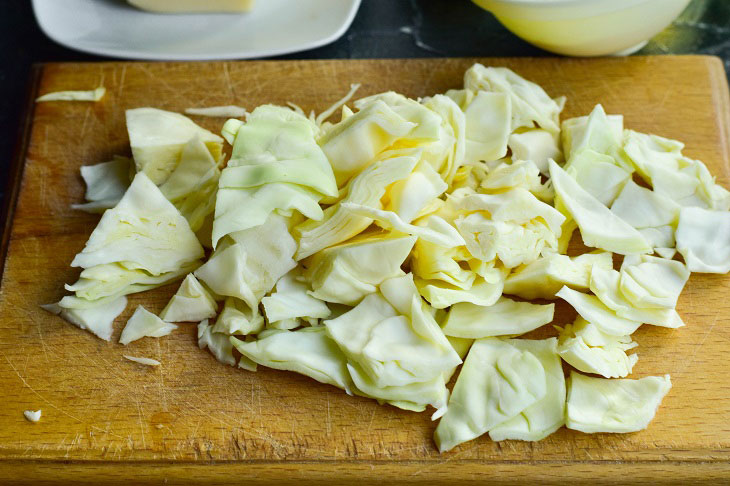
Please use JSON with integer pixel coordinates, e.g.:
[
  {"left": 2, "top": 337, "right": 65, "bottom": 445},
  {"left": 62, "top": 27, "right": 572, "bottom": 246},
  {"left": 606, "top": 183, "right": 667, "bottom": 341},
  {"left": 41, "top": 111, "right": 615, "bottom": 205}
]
[
  {"left": 619, "top": 255, "right": 689, "bottom": 309},
  {"left": 41, "top": 295, "right": 127, "bottom": 342},
  {"left": 410, "top": 239, "right": 475, "bottom": 290},
  {"left": 353, "top": 91, "right": 442, "bottom": 145},
  {"left": 566, "top": 372, "right": 672, "bottom": 433},
  {"left": 489, "top": 338, "right": 565, "bottom": 442},
  {"left": 126, "top": 107, "right": 223, "bottom": 184},
  {"left": 123, "top": 355, "right": 161, "bottom": 367},
  {"left": 420, "top": 94, "right": 466, "bottom": 185},
  {"left": 462, "top": 91, "right": 511, "bottom": 164},
  {"left": 416, "top": 273, "right": 505, "bottom": 310},
  {"left": 675, "top": 207, "right": 730, "bottom": 273},
  {"left": 434, "top": 338, "right": 547, "bottom": 452},
  {"left": 120, "top": 305, "right": 177, "bottom": 345},
  {"left": 561, "top": 105, "right": 626, "bottom": 165},
  {"left": 37, "top": 87, "right": 106, "bottom": 102},
  {"left": 159, "top": 273, "right": 218, "bottom": 323},
  {"left": 185, "top": 106, "right": 247, "bottom": 118},
  {"left": 504, "top": 252, "right": 612, "bottom": 299},
  {"left": 508, "top": 129, "right": 562, "bottom": 174},
  {"left": 231, "top": 327, "right": 353, "bottom": 392},
  {"left": 212, "top": 298, "right": 264, "bottom": 335},
  {"left": 479, "top": 160, "right": 544, "bottom": 194},
  {"left": 557, "top": 317, "right": 637, "bottom": 378},
  {"left": 384, "top": 161, "right": 448, "bottom": 223},
  {"left": 556, "top": 286, "right": 641, "bottom": 336},
  {"left": 442, "top": 297, "right": 554, "bottom": 338},
  {"left": 72, "top": 156, "right": 132, "bottom": 213},
  {"left": 564, "top": 149, "right": 631, "bottom": 206},
  {"left": 304, "top": 232, "right": 416, "bottom": 305},
  {"left": 198, "top": 319, "right": 236, "bottom": 366},
  {"left": 262, "top": 270, "right": 331, "bottom": 323}
]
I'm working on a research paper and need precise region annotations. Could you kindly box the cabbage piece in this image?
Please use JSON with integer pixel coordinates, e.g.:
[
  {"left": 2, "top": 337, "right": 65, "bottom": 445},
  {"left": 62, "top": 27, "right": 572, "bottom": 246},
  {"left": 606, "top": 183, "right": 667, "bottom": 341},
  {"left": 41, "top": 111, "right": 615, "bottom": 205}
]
[
  {"left": 319, "top": 99, "right": 416, "bottom": 186},
  {"left": 185, "top": 106, "right": 247, "bottom": 118},
  {"left": 295, "top": 150, "right": 419, "bottom": 259},
  {"left": 557, "top": 317, "right": 637, "bottom": 378},
  {"left": 212, "top": 298, "right": 264, "bottom": 335},
  {"left": 556, "top": 286, "right": 641, "bottom": 336},
  {"left": 384, "top": 161, "right": 447, "bottom": 223},
  {"left": 442, "top": 297, "right": 554, "bottom": 338},
  {"left": 304, "top": 232, "right": 416, "bottom": 305},
  {"left": 676, "top": 207, "right": 730, "bottom": 273},
  {"left": 72, "top": 156, "right": 132, "bottom": 213},
  {"left": 232, "top": 327, "right": 353, "bottom": 392},
  {"left": 461, "top": 91, "right": 511, "bottom": 164},
  {"left": 434, "top": 338, "right": 547, "bottom": 452},
  {"left": 71, "top": 172, "right": 204, "bottom": 276},
  {"left": 262, "top": 271, "right": 330, "bottom": 323},
  {"left": 619, "top": 255, "right": 689, "bottom": 309},
  {"left": 549, "top": 160, "right": 651, "bottom": 255},
  {"left": 489, "top": 338, "right": 565, "bottom": 442},
  {"left": 504, "top": 252, "right": 612, "bottom": 299},
  {"left": 564, "top": 150, "right": 631, "bottom": 206},
  {"left": 159, "top": 274, "right": 218, "bottom": 323},
  {"left": 589, "top": 267, "right": 685, "bottom": 328},
  {"left": 421, "top": 94, "right": 466, "bottom": 184},
  {"left": 341, "top": 204, "right": 464, "bottom": 248},
  {"left": 566, "top": 372, "right": 672, "bottom": 433},
  {"left": 124, "top": 355, "right": 161, "bottom": 367},
  {"left": 624, "top": 130, "right": 730, "bottom": 210},
  {"left": 324, "top": 274, "right": 461, "bottom": 388},
  {"left": 479, "top": 160, "right": 543, "bottom": 193},
  {"left": 463, "top": 64, "right": 561, "bottom": 134},
  {"left": 353, "top": 91, "right": 442, "bottom": 144},
  {"left": 561, "top": 105, "right": 626, "bottom": 165},
  {"left": 508, "top": 129, "right": 561, "bottom": 174},
  {"left": 126, "top": 108, "right": 223, "bottom": 184},
  {"left": 197, "top": 319, "right": 235, "bottom": 366},
  {"left": 196, "top": 214, "right": 297, "bottom": 309},
  {"left": 410, "top": 239, "right": 475, "bottom": 290},
  {"left": 611, "top": 180, "right": 680, "bottom": 229},
  {"left": 119, "top": 305, "right": 177, "bottom": 345},
  {"left": 159, "top": 136, "right": 220, "bottom": 203},
  {"left": 36, "top": 87, "right": 106, "bottom": 102},
  {"left": 416, "top": 274, "right": 504, "bottom": 309},
  {"left": 41, "top": 295, "right": 127, "bottom": 342}
]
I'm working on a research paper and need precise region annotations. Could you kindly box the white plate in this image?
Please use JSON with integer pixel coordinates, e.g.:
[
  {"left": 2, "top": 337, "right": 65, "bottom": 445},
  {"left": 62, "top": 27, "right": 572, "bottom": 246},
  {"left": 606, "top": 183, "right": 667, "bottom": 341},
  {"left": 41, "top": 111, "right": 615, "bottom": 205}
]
[{"left": 32, "top": 0, "right": 361, "bottom": 60}]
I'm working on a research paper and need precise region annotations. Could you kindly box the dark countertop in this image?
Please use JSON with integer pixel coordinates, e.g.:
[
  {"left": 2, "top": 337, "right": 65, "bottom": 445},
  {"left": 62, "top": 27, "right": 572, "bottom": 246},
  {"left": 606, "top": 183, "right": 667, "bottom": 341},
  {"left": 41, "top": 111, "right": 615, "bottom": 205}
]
[{"left": 1, "top": 0, "right": 728, "bottom": 208}]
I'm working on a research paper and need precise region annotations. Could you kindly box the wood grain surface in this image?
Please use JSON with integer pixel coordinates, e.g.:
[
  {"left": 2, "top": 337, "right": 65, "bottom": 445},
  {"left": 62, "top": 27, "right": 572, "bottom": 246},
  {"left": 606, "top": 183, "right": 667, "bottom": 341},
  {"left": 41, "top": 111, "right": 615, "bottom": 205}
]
[{"left": 0, "top": 56, "right": 729, "bottom": 484}]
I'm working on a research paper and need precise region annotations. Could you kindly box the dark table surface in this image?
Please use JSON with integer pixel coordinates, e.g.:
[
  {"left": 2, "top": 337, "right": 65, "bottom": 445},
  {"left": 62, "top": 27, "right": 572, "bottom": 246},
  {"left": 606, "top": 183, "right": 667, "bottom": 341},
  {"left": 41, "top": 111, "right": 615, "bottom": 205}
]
[{"left": 1, "top": 0, "right": 728, "bottom": 210}]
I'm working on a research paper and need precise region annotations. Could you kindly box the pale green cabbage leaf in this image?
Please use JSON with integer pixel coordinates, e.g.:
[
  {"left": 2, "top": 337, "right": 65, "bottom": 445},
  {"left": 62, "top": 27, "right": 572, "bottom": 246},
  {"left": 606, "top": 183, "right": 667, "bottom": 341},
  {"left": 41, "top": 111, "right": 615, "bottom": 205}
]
[
  {"left": 119, "top": 305, "right": 177, "bottom": 345},
  {"left": 159, "top": 273, "right": 218, "bottom": 323},
  {"left": 442, "top": 297, "right": 554, "bottom": 338}
]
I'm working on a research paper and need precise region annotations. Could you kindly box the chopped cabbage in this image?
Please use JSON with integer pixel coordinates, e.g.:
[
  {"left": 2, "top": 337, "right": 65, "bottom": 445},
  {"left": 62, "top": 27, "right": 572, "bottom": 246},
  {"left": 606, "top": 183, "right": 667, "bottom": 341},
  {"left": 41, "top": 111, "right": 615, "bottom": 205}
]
[
  {"left": 120, "top": 305, "right": 177, "bottom": 345},
  {"left": 479, "top": 160, "right": 543, "bottom": 194},
  {"left": 550, "top": 160, "right": 651, "bottom": 254},
  {"left": 489, "top": 338, "right": 565, "bottom": 442},
  {"left": 564, "top": 149, "right": 631, "bottom": 206},
  {"left": 557, "top": 317, "right": 637, "bottom": 378},
  {"left": 41, "top": 295, "right": 127, "bottom": 342},
  {"left": 434, "top": 338, "right": 547, "bottom": 452},
  {"left": 159, "top": 274, "right": 218, "bottom": 323},
  {"left": 566, "top": 372, "right": 672, "bottom": 433},
  {"left": 231, "top": 327, "right": 353, "bottom": 392},
  {"left": 508, "top": 129, "right": 561, "bottom": 174},
  {"left": 72, "top": 156, "right": 132, "bottom": 213},
  {"left": 556, "top": 286, "right": 641, "bottom": 336},
  {"left": 304, "top": 232, "right": 416, "bottom": 305},
  {"left": 461, "top": 91, "right": 511, "bottom": 164},
  {"left": 353, "top": 92, "right": 442, "bottom": 144},
  {"left": 416, "top": 274, "right": 504, "bottom": 310},
  {"left": 185, "top": 106, "right": 247, "bottom": 118},
  {"left": 676, "top": 207, "right": 730, "bottom": 273},
  {"left": 442, "top": 297, "right": 554, "bottom": 338},
  {"left": 504, "top": 252, "right": 612, "bottom": 299},
  {"left": 410, "top": 239, "right": 475, "bottom": 290},
  {"left": 384, "top": 161, "right": 447, "bottom": 223},
  {"left": 212, "top": 298, "right": 264, "bottom": 335},
  {"left": 126, "top": 108, "right": 223, "bottom": 184},
  {"left": 198, "top": 319, "right": 236, "bottom": 366},
  {"left": 262, "top": 270, "right": 331, "bottom": 323},
  {"left": 24, "top": 410, "right": 42, "bottom": 422},
  {"left": 124, "top": 355, "right": 161, "bottom": 367},
  {"left": 37, "top": 87, "right": 106, "bottom": 102},
  {"left": 561, "top": 105, "right": 626, "bottom": 166},
  {"left": 619, "top": 255, "right": 689, "bottom": 310},
  {"left": 420, "top": 94, "right": 466, "bottom": 184}
]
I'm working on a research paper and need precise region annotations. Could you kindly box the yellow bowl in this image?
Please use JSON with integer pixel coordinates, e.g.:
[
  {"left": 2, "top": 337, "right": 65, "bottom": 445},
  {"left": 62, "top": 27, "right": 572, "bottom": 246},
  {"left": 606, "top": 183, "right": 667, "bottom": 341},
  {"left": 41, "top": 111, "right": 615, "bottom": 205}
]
[{"left": 473, "top": 0, "right": 691, "bottom": 56}]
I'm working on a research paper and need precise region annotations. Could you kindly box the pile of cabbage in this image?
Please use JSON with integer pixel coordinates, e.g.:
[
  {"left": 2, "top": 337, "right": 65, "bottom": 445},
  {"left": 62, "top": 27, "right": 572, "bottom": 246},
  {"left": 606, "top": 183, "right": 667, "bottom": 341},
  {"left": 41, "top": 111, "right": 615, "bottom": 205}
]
[{"left": 44, "top": 64, "right": 730, "bottom": 452}]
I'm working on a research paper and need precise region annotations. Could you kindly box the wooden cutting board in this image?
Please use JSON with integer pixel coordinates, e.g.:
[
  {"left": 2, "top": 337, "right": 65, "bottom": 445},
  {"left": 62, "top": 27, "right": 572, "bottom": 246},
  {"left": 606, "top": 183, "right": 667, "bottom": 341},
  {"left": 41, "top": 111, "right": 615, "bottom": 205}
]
[{"left": 1, "top": 56, "right": 729, "bottom": 485}]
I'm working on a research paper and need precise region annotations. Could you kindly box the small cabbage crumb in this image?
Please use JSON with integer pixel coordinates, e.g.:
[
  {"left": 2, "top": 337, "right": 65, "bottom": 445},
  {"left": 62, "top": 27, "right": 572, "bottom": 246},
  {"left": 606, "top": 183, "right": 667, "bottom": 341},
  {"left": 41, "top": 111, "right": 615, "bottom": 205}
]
[
  {"left": 36, "top": 87, "right": 106, "bottom": 102},
  {"left": 123, "top": 355, "right": 161, "bottom": 367},
  {"left": 185, "top": 106, "right": 247, "bottom": 118},
  {"left": 23, "top": 410, "right": 41, "bottom": 423}
]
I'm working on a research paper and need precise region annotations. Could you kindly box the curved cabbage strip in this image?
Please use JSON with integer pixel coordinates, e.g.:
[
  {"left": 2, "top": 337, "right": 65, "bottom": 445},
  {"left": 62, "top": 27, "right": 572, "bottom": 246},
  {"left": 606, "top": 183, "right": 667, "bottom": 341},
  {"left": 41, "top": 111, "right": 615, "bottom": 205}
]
[
  {"left": 126, "top": 108, "right": 223, "bottom": 184},
  {"left": 624, "top": 130, "right": 730, "bottom": 210},
  {"left": 416, "top": 274, "right": 504, "bottom": 310},
  {"left": 324, "top": 275, "right": 461, "bottom": 388},
  {"left": 442, "top": 297, "right": 554, "bottom": 338},
  {"left": 262, "top": 271, "right": 331, "bottom": 323},
  {"left": 590, "top": 267, "right": 685, "bottom": 328},
  {"left": 198, "top": 319, "right": 235, "bottom": 366},
  {"left": 564, "top": 149, "right": 631, "bottom": 206},
  {"left": 676, "top": 207, "right": 730, "bottom": 273},
  {"left": 212, "top": 298, "right": 264, "bottom": 335},
  {"left": 462, "top": 91, "right": 511, "bottom": 164},
  {"left": 463, "top": 64, "right": 562, "bottom": 134},
  {"left": 489, "top": 338, "right": 565, "bottom": 442},
  {"left": 120, "top": 305, "right": 177, "bottom": 345},
  {"left": 304, "top": 232, "right": 416, "bottom": 305},
  {"left": 71, "top": 172, "right": 204, "bottom": 276},
  {"left": 72, "top": 156, "right": 132, "bottom": 213},
  {"left": 611, "top": 180, "right": 680, "bottom": 250},
  {"left": 159, "top": 274, "right": 218, "bottom": 323},
  {"left": 384, "top": 161, "right": 447, "bottom": 223},
  {"left": 561, "top": 105, "right": 626, "bottom": 166},
  {"left": 37, "top": 87, "right": 106, "bottom": 102},
  {"left": 479, "top": 160, "right": 543, "bottom": 194},
  {"left": 41, "top": 295, "right": 127, "bottom": 342},
  {"left": 557, "top": 317, "right": 637, "bottom": 379},
  {"left": 508, "top": 129, "right": 561, "bottom": 174},
  {"left": 295, "top": 150, "right": 419, "bottom": 259},
  {"left": 434, "top": 338, "right": 547, "bottom": 452},
  {"left": 411, "top": 239, "right": 475, "bottom": 290},
  {"left": 232, "top": 327, "right": 353, "bottom": 392},
  {"left": 566, "top": 372, "right": 672, "bottom": 433},
  {"left": 549, "top": 160, "right": 651, "bottom": 255},
  {"left": 504, "top": 252, "right": 612, "bottom": 300},
  {"left": 319, "top": 99, "right": 416, "bottom": 186},
  {"left": 421, "top": 94, "right": 466, "bottom": 185},
  {"left": 353, "top": 91, "right": 442, "bottom": 144},
  {"left": 619, "top": 255, "right": 689, "bottom": 309},
  {"left": 185, "top": 105, "right": 247, "bottom": 118},
  {"left": 556, "top": 286, "right": 641, "bottom": 336}
]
